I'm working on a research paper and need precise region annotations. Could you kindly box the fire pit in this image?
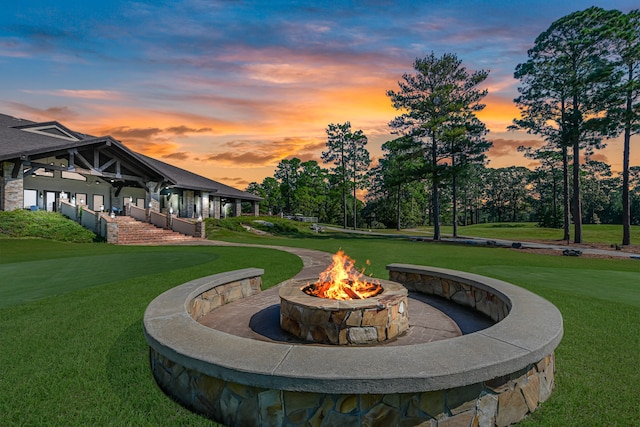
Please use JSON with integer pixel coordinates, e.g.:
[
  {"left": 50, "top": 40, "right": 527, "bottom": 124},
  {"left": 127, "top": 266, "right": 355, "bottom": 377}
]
[
  {"left": 280, "top": 251, "right": 409, "bottom": 345},
  {"left": 144, "top": 258, "right": 563, "bottom": 426}
]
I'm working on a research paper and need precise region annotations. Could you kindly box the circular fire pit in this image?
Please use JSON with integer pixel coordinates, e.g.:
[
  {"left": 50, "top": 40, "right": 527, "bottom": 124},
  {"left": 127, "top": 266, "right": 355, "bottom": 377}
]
[
  {"left": 279, "top": 278, "right": 409, "bottom": 345},
  {"left": 144, "top": 263, "right": 563, "bottom": 426}
]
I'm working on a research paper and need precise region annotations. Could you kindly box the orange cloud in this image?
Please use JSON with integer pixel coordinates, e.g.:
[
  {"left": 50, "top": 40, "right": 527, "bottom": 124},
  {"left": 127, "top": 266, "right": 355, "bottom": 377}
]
[
  {"left": 589, "top": 153, "right": 609, "bottom": 164},
  {"left": 22, "top": 89, "right": 125, "bottom": 101},
  {"left": 7, "top": 102, "right": 79, "bottom": 122},
  {"left": 198, "top": 137, "right": 326, "bottom": 168},
  {"left": 162, "top": 152, "right": 191, "bottom": 160},
  {"left": 488, "top": 138, "right": 544, "bottom": 157}
]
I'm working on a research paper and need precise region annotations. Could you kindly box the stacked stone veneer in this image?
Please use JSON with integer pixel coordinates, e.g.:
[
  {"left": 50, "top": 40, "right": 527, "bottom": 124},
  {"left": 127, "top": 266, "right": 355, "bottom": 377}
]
[
  {"left": 1, "top": 162, "right": 23, "bottom": 211},
  {"left": 188, "top": 275, "right": 262, "bottom": 321},
  {"left": 150, "top": 349, "right": 555, "bottom": 426},
  {"left": 279, "top": 279, "right": 409, "bottom": 345},
  {"left": 387, "top": 269, "right": 509, "bottom": 323},
  {"left": 145, "top": 265, "right": 562, "bottom": 427}
]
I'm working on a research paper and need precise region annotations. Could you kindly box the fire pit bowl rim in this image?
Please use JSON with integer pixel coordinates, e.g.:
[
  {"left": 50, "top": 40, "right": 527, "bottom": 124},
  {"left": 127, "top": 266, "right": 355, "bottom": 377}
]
[
  {"left": 143, "top": 264, "right": 563, "bottom": 395},
  {"left": 279, "top": 277, "right": 407, "bottom": 309}
]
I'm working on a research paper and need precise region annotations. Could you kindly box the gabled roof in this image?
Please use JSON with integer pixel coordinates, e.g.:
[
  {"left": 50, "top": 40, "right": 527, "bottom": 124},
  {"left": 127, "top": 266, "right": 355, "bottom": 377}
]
[
  {"left": 0, "top": 114, "right": 168, "bottom": 182},
  {"left": 138, "top": 153, "right": 261, "bottom": 201},
  {"left": 0, "top": 113, "right": 260, "bottom": 201},
  {"left": 11, "top": 120, "right": 83, "bottom": 141}
]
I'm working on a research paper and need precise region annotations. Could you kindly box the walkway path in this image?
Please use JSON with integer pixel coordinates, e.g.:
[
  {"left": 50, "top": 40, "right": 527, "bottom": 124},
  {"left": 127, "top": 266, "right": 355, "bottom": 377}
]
[{"left": 322, "top": 226, "right": 640, "bottom": 259}]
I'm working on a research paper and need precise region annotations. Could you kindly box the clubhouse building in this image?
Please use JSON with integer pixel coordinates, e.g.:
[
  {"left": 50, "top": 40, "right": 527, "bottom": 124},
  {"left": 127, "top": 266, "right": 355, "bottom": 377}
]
[{"left": 0, "top": 113, "right": 261, "bottom": 220}]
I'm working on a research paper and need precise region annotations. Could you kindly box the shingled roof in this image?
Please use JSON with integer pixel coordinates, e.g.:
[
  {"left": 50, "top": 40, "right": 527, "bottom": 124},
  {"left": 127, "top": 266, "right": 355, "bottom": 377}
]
[
  {"left": 0, "top": 113, "right": 260, "bottom": 201},
  {"left": 137, "top": 153, "right": 261, "bottom": 201}
]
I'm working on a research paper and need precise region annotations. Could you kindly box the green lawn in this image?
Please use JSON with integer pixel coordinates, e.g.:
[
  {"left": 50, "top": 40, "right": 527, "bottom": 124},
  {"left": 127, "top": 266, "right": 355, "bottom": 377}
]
[
  {"left": 410, "top": 222, "right": 640, "bottom": 245},
  {"left": 1, "top": 235, "right": 638, "bottom": 426},
  {"left": 0, "top": 238, "right": 302, "bottom": 426}
]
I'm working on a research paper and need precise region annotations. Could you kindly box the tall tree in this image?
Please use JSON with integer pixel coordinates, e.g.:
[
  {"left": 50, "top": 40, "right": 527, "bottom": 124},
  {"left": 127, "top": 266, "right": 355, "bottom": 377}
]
[
  {"left": 323, "top": 123, "right": 350, "bottom": 228},
  {"left": 609, "top": 9, "right": 640, "bottom": 245},
  {"left": 274, "top": 158, "right": 301, "bottom": 215},
  {"left": 442, "top": 113, "right": 490, "bottom": 237},
  {"left": 377, "top": 136, "right": 425, "bottom": 230},
  {"left": 322, "top": 122, "right": 371, "bottom": 229},
  {"left": 246, "top": 177, "right": 284, "bottom": 215},
  {"left": 387, "top": 52, "right": 489, "bottom": 240},
  {"left": 513, "top": 7, "right": 621, "bottom": 243},
  {"left": 518, "top": 145, "right": 564, "bottom": 228},
  {"left": 348, "top": 129, "right": 371, "bottom": 229}
]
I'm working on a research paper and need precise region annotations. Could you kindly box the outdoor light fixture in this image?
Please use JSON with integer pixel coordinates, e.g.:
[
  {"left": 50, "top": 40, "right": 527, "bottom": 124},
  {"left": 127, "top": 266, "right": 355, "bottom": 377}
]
[
  {"left": 129, "top": 196, "right": 133, "bottom": 204},
  {"left": 169, "top": 207, "right": 174, "bottom": 215}
]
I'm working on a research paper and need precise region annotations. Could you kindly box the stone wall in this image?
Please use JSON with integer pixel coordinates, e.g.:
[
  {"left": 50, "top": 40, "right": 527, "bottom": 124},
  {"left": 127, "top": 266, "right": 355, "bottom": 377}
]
[
  {"left": 188, "top": 275, "right": 262, "bottom": 321},
  {"left": 145, "top": 266, "right": 561, "bottom": 427},
  {"left": 279, "top": 279, "right": 409, "bottom": 345},
  {"left": 388, "top": 270, "right": 509, "bottom": 323},
  {"left": 184, "top": 190, "right": 195, "bottom": 218},
  {"left": 1, "top": 162, "right": 23, "bottom": 211},
  {"left": 150, "top": 349, "right": 555, "bottom": 426}
]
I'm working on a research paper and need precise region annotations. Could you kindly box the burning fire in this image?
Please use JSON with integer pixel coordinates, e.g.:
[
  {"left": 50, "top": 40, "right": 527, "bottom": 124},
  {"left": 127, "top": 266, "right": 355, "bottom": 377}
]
[{"left": 303, "top": 250, "right": 382, "bottom": 300}]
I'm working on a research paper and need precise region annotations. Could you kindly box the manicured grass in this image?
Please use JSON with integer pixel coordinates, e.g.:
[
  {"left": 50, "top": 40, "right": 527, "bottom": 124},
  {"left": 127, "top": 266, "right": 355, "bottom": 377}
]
[
  {"left": 1, "top": 235, "right": 638, "bottom": 425},
  {"left": 0, "top": 238, "right": 302, "bottom": 426},
  {"left": 417, "top": 222, "right": 640, "bottom": 245},
  {"left": 0, "top": 210, "right": 96, "bottom": 242},
  {"left": 210, "top": 233, "right": 640, "bottom": 426}
]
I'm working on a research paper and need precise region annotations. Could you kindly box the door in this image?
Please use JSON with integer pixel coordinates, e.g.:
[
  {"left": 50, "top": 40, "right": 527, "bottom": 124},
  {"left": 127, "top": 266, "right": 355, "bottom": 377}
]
[{"left": 45, "top": 191, "right": 56, "bottom": 211}]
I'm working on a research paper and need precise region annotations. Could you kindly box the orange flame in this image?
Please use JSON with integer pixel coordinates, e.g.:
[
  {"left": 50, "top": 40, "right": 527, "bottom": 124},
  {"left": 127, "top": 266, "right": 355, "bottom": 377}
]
[{"left": 303, "top": 250, "right": 382, "bottom": 300}]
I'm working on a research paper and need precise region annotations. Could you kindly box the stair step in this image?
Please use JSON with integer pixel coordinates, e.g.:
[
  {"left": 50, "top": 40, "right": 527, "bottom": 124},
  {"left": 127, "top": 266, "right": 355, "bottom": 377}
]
[{"left": 113, "top": 215, "right": 201, "bottom": 245}]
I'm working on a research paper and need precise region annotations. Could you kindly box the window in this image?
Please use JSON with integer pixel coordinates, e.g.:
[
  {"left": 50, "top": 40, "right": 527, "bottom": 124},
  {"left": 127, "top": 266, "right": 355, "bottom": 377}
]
[
  {"left": 28, "top": 167, "right": 53, "bottom": 177},
  {"left": 93, "top": 195, "right": 104, "bottom": 211},
  {"left": 23, "top": 189, "right": 37, "bottom": 209},
  {"left": 75, "top": 193, "right": 87, "bottom": 206},
  {"left": 61, "top": 171, "right": 87, "bottom": 181}
]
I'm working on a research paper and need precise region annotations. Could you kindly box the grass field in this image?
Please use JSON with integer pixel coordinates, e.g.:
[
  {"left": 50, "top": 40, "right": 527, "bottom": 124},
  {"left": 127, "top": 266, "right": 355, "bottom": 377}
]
[
  {"left": 345, "top": 222, "right": 640, "bottom": 246},
  {"left": 1, "top": 233, "right": 639, "bottom": 426}
]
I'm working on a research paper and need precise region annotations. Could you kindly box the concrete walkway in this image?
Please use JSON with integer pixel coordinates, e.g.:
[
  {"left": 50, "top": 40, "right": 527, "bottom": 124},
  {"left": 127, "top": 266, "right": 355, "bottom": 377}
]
[{"left": 322, "top": 226, "right": 640, "bottom": 259}]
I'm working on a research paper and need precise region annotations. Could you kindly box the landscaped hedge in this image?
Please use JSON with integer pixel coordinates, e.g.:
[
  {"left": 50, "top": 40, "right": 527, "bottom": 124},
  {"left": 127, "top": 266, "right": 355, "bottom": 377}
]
[{"left": 205, "top": 216, "right": 313, "bottom": 237}]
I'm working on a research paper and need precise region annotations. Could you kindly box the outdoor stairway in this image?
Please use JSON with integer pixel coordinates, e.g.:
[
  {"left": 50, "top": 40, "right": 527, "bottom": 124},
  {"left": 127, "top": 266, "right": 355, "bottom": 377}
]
[{"left": 114, "top": 215, "right": 201, "bottom": 245}]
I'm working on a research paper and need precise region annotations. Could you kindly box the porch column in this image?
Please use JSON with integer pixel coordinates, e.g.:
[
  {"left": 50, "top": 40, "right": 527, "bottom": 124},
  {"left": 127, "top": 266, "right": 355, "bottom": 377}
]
[
  {"left": 212, "top": 196, "right": 221, "bottom": 219},
  {"left": 184, "top": 190, "right": 195, "bottom": 218},
  {"left": 146, "top": 181, "right": 161, "bottom": 213},
  {"left": 1, "top": 162, "right": 24, "bottom": 211},
  {"left": 233, "top": 199, "right": 242, "bottom": 217},
  {"left": 202, "top": 193, "right": 210, "bottom": 218},
  {"left": 252, "top": 201, "right": 259, "bottom": 216}
]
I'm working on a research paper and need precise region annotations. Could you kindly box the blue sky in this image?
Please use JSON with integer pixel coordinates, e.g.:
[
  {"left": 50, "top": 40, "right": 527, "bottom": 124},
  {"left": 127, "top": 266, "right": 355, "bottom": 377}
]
[{"left": 1, "top": 0, "right": 638, "bottom": 187}]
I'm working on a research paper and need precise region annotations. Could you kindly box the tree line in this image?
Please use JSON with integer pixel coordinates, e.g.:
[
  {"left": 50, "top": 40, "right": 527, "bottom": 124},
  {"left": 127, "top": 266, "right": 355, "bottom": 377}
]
[{"left": 245, "top": 7, "right": 639, "bottom": 245}]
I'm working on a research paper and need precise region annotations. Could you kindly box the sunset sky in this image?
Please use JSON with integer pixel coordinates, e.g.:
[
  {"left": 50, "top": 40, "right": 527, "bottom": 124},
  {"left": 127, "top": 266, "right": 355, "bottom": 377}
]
[{"left": 2, "top": 0, "right": 638, "bottom": 190}]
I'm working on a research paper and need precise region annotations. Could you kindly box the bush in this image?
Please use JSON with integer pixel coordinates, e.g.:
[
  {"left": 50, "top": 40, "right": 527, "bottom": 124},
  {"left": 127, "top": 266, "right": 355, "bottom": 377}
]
[
  {"left": 205, "top": 216, "right": 311, "bottom": 236},
  {"left": 0, "top": 210, "right": 96, "bottom": 243},
  {"left": 204, "top": 218, "right": 247, "bottom": 233}
]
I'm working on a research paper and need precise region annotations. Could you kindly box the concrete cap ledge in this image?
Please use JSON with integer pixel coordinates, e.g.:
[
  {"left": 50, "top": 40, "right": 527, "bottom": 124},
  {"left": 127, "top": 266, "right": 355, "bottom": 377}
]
[{"left": 144, "top": 266, "right": 563, "bottom": 394}]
